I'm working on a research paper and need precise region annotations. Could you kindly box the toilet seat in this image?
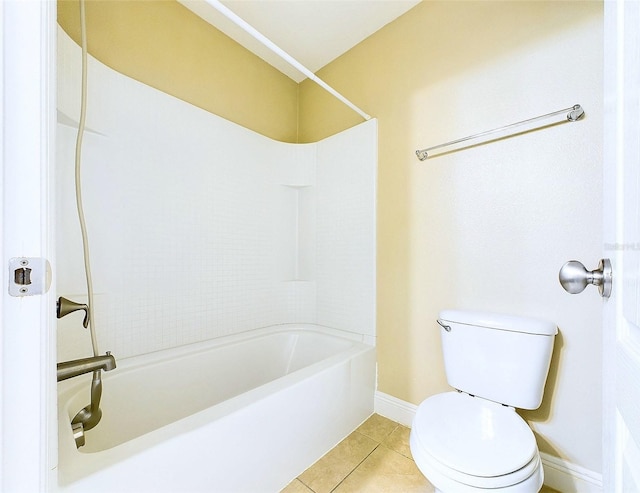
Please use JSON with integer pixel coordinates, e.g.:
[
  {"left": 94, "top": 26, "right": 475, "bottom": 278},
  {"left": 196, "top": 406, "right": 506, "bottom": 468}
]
[
  {"left": 411, "top": 434, "right": 541, "bottom": 490},
  {"left": 411, "top": 392, "right": 543, "bottom": 491}
]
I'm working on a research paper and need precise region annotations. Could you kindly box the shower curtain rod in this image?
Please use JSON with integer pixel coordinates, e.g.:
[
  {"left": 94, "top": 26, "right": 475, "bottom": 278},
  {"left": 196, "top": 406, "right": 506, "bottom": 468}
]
[
  {"left": 415, "top": 104, "right": 585, "bottom": 161},
  {"left": 204, "top": 0, "right": 371, "bottom": 121}
]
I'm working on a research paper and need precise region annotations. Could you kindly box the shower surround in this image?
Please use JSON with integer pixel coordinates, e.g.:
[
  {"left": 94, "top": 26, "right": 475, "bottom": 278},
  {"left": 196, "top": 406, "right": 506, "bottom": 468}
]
[
  {"left": 55, "top": 28, "right": 376, "bottom": 490},
  {"left": 56, "top": 28, "right": 376, "bottom": 362}
]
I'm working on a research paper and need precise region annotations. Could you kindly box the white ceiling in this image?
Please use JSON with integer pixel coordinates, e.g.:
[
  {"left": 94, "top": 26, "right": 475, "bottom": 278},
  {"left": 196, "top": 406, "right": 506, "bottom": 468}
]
[{"left": 178, "top": 0, "right": 421, "bottom": 82}]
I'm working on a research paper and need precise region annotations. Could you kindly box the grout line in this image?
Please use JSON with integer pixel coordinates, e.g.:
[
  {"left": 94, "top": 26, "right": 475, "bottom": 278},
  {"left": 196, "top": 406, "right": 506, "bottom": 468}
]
[
  {"left": 296, "top": 472, "right": 314, "bottom": 492},
  {"left": 296, "top": 477, "right": 317, "bottom": 493},
  {"left": 293, "top": 416, "right": 406, "bottom": 493},
  {"left": 328, "top": 442, "right": 382, "bottom": 493},
  {"left": 360, "top": 425, "right": 400, "bottom": 443}
]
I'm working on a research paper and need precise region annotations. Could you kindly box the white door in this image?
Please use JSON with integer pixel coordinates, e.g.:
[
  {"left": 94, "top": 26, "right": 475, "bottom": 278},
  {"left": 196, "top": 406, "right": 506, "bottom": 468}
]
[
  {"left": 0, "top": 0, "right": 57, "bottom": 490},
  {"left": 602, "top": 0, "right": 640, "bottom": 490}
]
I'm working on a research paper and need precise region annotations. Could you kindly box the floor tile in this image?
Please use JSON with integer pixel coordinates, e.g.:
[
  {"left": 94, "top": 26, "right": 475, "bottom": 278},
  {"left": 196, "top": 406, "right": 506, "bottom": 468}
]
[
  {"left": 280, "top": 479, "right": 314, "bottom": 493},
  {"left": 333, "top": 445, "right": 434, "bottom": 493},
  {"left": 287, "top": 414, "right": 561, "bottom": 493},
  {"left": 297, "top": 431, "right": 378, "bottom": 493},
  {"left": 355, "top": 413, "right": 399, "bottom": 442},
  {"left": 540, "top": 487, "right": 560, "bottom": 493},
  {"left": 382, "top": 424, "right": 413, "bottom": 459}
]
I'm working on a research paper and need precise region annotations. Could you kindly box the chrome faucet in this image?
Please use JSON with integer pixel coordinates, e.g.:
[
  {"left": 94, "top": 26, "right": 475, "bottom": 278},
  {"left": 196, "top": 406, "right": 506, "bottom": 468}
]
[{"left": 57, "top": 352, "right": 116, "bottom": 381}]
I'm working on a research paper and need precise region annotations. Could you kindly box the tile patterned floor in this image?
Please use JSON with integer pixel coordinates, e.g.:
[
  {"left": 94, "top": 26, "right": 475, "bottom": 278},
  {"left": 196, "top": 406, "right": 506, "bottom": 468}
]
[
  {"left": 281, "top": 414, "right": 430, "bottom": 493},
  {"left": 280, "top": 414, "right": 561, "bottom": 493}
]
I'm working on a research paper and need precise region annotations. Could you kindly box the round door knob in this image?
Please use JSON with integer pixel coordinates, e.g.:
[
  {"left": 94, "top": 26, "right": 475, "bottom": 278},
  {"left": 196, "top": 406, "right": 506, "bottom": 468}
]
[
  {"left": 558, "top": 259, "right": 612, "bottom": 298},
  {"left": 559, "top": 260, "right": 591, "bottom": 294}
]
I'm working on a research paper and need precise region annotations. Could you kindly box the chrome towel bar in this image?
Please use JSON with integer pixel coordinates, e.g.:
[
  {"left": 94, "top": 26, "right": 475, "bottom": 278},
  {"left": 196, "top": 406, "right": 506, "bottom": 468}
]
[{"left": 415, "top": 104, "right": 584, "bottom": 161}]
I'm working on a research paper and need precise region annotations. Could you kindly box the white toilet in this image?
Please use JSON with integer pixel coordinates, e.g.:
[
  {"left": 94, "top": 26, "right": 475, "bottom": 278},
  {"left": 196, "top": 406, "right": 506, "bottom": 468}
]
[{"left": 410, "top": 309, "right": 557, "bottom": 493}]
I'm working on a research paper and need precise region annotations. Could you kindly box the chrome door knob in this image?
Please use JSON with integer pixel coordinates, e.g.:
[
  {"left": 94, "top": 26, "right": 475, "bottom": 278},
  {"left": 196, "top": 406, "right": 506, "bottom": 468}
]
[{"left": 559, "top": 258, "right": 612, "bottom": 298}]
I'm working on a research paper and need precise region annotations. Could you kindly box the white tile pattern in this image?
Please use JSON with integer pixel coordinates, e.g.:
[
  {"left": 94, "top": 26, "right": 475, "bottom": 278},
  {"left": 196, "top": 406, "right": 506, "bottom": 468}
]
[{"left": 56, "top": 29, "right": 376, "bottom": 360}]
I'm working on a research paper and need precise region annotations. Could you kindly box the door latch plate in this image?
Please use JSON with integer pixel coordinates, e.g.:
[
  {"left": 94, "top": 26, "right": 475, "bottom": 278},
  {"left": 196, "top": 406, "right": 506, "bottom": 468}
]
[{"left": 8, "top": 257, "right": 51, "bottom": 297}]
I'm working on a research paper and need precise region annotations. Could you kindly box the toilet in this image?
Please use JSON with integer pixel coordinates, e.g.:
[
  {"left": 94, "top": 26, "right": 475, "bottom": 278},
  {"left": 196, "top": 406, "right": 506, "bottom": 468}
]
[{"left": 409, "top": 309, "right": 557, "bottom": 493}]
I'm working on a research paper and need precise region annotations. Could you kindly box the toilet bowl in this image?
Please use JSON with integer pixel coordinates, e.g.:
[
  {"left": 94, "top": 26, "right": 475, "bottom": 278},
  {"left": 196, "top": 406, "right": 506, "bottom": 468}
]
[
  {"left": 409, "top": 310, "right": 557, "bottom": 493},
  {"left": 410, "top": 392, "right": 543, "bottom": 493}
]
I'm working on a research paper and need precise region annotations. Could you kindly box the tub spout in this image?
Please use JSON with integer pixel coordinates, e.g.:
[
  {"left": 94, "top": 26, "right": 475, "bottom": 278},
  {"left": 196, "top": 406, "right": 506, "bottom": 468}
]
[{"left": 57, "top": 352, "right": 116, "bottom": 382}]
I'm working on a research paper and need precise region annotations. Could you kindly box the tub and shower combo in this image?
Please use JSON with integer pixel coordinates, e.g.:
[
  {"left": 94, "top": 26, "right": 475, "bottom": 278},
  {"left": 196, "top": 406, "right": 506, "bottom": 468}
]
[{"left": 55, "top": 10, "right": 377, "bottom": 490}]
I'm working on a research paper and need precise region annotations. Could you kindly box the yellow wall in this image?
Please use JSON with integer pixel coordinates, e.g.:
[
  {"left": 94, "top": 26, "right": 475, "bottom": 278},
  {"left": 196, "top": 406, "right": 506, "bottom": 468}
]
[
  {"left": 58, "top": 0, "right": 298, "bottom": 143},
  {"left": 299, "top": 0, "right": 603, "bottom": 473}
]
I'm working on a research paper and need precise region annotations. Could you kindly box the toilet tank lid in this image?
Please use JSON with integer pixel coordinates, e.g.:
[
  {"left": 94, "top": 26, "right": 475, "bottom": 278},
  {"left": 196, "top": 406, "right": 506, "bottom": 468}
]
[{"left": 439, "top": 309, "right": 558, "bottom": 336}]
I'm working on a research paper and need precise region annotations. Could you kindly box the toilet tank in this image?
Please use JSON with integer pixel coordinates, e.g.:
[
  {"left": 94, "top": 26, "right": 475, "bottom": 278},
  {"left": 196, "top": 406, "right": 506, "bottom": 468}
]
[{"left": 438, "top": 309, "right": 557, "bottom": 410}]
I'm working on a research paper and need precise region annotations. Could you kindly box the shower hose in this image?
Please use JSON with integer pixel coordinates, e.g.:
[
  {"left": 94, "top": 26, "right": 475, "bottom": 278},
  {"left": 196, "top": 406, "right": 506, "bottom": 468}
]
[{"left": 75, "top": 0, "right": 99, "bottom": 357}]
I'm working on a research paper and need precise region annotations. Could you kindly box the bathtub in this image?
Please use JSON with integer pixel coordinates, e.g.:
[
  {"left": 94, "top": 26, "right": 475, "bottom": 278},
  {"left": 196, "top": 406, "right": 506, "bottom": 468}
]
[{"left": 56, "top": 324, "right": 375, "bottom": 492}]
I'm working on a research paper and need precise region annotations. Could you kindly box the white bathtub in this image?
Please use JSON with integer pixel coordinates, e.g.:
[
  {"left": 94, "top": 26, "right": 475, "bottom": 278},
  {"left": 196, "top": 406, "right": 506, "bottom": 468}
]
[{"left": 56, "top": 324, "right": 375, "bottom": 492}]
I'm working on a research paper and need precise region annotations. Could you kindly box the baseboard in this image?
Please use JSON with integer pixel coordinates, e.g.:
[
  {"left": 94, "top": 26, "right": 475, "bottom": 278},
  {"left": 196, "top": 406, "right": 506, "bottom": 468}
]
[
  {"left": 374, "top": 391, "right": 417, "bottom": 427},
  {"left": 374, "top": 391, "right": 603, "bottom": 492},
  {"left": 540, "top": 452, "right": 603, "bottom": 493}
]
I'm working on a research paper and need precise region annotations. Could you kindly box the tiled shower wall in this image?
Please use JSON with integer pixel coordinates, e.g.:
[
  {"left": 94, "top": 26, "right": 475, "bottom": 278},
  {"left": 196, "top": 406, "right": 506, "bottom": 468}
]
[{"left": 56, "top": 29, "right": 376, "bottom": 361}]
